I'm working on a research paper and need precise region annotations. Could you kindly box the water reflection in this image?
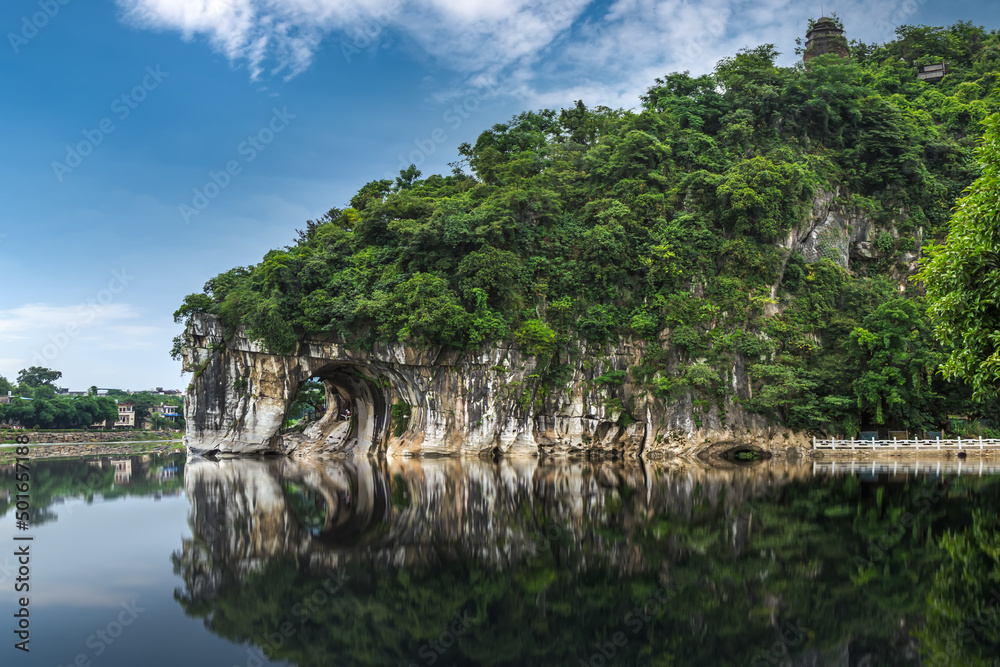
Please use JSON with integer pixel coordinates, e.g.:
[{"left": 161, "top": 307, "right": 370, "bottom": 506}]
[
  {"left": 0, "top": 454, "right": 185, "bottom": 525},
  {"left": 811, "top": 458, "right": 1000, "bottom": 478},
  {"left": 175, "top": 456, "right": 1000, "bottom": 666}
]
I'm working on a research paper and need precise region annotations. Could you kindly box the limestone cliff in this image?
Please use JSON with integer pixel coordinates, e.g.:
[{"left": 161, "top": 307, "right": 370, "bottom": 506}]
[{"left": 182, "top": 312, "right": 814, "bottom": 457}]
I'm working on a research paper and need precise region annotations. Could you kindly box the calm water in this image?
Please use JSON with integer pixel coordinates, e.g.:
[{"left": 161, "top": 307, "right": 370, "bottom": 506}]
[{"left": 2, "top": 453, "right": 999, "bottom": 666}]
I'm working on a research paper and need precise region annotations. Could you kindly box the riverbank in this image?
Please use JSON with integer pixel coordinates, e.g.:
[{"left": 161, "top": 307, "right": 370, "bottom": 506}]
[
  {"left": 0, "top": 429, "right": 180, "bottom": 445},
  {"left": 0, "top": 440, "right": 185, "bottom": 463}
]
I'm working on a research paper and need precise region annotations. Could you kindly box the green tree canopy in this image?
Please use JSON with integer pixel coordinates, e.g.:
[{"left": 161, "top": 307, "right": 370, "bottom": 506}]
[
  {"left": 919, "top": 113, "right": 1000, "bottom": 400},
  {"left": 17, "top": 366, "right": 62, "bottom": 388}
]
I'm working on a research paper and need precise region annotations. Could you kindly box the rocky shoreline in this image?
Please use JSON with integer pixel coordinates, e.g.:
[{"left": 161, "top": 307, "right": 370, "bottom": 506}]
[{"left": 4, "top": 434, "right": 991, "bottom": 464}]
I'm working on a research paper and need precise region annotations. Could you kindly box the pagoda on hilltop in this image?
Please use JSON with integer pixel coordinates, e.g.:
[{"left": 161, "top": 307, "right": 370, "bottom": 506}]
[{"left": 803, "top": 17, "right": 849, "bottom": 62}]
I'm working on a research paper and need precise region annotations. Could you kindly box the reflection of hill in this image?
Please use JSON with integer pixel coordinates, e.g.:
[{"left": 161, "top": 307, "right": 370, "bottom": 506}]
[
  {"left": 174, "top": 457, "right": 1000, "bottom": 666},
  {"left": 0, "top": 454, "right": 185, "bottom": 526}
]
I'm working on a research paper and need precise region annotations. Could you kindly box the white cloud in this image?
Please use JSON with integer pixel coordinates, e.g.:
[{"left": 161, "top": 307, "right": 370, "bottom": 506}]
[
  {"left": 0, "top": 303, "right": 149, "bottom": 385},
  {"left": 0, "top": 303, "right": 139, "bottom": 339},
  {"left": 116, "top": 0, "right": 591, "bottom": 80},
  {"left": 511, "top": 0, "right": 929, "bottom": 109},
  {"left": 116, "top": 0, "right": 929, "bottom": 111}
]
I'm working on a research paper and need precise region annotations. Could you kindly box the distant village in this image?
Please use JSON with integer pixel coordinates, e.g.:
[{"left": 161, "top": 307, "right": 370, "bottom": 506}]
[
  {"left": 103, "top": 389, "right": 183, "bottom": 430},
  {"left": 45, "top": 386, "right": 184, "bottom": 428},
  {"left": 0, "top": 370, "right": 185, "bottom": 430}
]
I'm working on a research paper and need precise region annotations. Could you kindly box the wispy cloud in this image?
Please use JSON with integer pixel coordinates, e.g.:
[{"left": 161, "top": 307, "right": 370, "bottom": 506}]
[
  {"left": 0, "top": 303, "right": 139, "bottom": 339},
  {"left": 115, "top": 0, "right": 934, "bottom": 108},
  {"left": 115, "top": 0, "right": 591, "bottom": 81},
  {"left": 511, "top": 0, "right": 933, "bottom": 109},
  {"left": 0, "top": 303, "right": 150, "bottom": 383}
]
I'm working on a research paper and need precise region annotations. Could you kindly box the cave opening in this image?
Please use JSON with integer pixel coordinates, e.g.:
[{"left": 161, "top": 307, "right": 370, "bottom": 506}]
[
  {"left": 720, "top": 446, "right": 773, "bottom": 465},
  {"left": 282, "top": 364, "right": 391, "bottom": 455}
]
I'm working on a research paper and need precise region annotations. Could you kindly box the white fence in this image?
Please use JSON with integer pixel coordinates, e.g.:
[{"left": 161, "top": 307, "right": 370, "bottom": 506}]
[{"left": 813, "top": 437, "right": 1000, "bottom": 451}]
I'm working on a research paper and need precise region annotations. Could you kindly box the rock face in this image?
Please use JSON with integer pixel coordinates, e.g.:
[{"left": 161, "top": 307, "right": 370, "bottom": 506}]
[
  {"left": 183, "top": 313, "right": 808, "bottom": 458},
  {"left": 783, "top": 187, "right": 917, "bottom": 273}
]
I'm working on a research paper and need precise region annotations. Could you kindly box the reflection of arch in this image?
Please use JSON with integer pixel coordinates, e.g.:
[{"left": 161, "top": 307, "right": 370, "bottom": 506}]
[
  {"left": 309, "top": 478, "right": 390, "bottom": 547},
  {"left": 184, "top": 457, "right": 393, "bottom": 563}
]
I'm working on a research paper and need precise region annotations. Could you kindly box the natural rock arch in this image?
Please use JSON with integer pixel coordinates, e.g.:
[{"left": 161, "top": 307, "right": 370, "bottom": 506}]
[
  {"left": 282, "top": 364, "right": 394, "bottom": 457},
  {"left": 181, "top": 313, "right": 793, "bottom": 458},
  {"left": 183, "top": 314, "right": 428, "bottom": 456}
]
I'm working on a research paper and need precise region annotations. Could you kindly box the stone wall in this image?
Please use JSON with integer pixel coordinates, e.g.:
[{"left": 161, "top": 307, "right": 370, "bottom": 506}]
[
  {"left": 1, "top": 430, "right": 178, "bottom": 444},
  {"left": 1, "top": 441, "right": 184, "bottom": 461}
]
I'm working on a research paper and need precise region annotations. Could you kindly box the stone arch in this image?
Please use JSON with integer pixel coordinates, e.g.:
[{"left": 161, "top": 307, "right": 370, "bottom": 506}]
[{"left": 282, "top": 363, "right": 395, "bottom": 457}]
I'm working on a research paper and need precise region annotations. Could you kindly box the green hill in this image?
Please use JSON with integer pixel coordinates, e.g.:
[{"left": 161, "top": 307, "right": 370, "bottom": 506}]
[{"left": 175, "top": 22, "right": 1000, "bottom": 437}]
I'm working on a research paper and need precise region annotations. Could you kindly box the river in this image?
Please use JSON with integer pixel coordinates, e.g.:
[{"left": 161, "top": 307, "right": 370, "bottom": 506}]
[{"left": 1, "top": 453, "right": 997, "bottom": 666}]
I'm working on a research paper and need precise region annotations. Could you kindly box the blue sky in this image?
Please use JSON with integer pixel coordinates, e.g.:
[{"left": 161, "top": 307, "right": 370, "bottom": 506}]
[{"left": 0, "top": 0, "right": 995, "bottom": 391}]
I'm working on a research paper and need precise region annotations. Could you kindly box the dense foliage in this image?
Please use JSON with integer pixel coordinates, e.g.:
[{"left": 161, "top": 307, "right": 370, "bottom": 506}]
[
  {"left": 0, "top": 390, "right": 119, "bottom": 429},
  {"left": 176, "top": 23, "right": 1000, "bottom": 435},
  {"left": 919, "top": 112, "right": 1000, "bottom": 400}
]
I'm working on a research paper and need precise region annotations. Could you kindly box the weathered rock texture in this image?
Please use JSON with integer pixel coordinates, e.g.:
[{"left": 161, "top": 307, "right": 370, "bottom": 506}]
[
  {"left": 781, "top": 187, "right": 920, "bottom": 276},
  {"left": 182, "top": 313, "right": 816, "bottom": 458}
]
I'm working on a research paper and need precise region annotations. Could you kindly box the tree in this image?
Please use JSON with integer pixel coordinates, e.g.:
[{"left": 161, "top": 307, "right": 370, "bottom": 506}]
[
  {"left": 847, "top": 298, "right": 947, "bottom": 429},
  {"left": 918, "top": 113, "right": 1000, "bottom": 400},
  {"left": 0, "top": 375, "right": 13, "bottom": 395},
  {"left": 716, "top": 156, "right": 810, "bottom": 242},
  {"left": 17, "top": 366, "right": 62, "bottom": 388},
  {"left": 150, "top": 413, "right": 177, "bottom": 431},
  {"left": 130, "top": 393, "right": 156, "bottom": 429},
  {"left": 394, "top": 164, "right": 422, "bottom": 191},
  {"left": 286, "top": 379, "right": 326, "bottom": 425},
  {"left": 33, "top": 385, "right": 56, "bottom": 400}
]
